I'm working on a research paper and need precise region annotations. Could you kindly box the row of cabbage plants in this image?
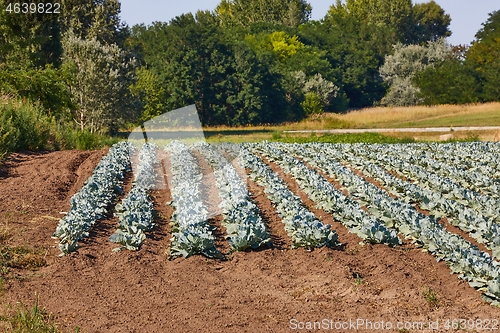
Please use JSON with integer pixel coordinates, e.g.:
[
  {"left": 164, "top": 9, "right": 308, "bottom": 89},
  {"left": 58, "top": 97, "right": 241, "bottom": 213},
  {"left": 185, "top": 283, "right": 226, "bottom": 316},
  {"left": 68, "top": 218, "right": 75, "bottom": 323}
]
[
  {"left": 109, "top": 143, "right": 159, "bottom": 251},
  {"left": 404, "top": 143, "right": 500, "bottom": 180},
  {"left": 250, "top": 143, "right": 400, "bottom": 246},
  {"left": 369, "top": 143, "right": 500, "bottom": 198},
  {"left": 192, "top": 142, "right": 272, "bottom": 252},
  {"left": 237, "top": 145, "right": 340, "bottom": 249},
  {"left": 278, "top": 142, "right": 500, "bottom": 305},
  {"left": 53, "top": 142, "right": 134, "bottom": 254},
  {"left": 315, "top": 143, "right": 500, "bottom": 259},
  {"left": 351, "top": 144, "right": 500, "bottom": 221},
  {"left": 166, "top": 141, "right": 221, "bottom": 259},
  {"left": 423, "top": 142, "right": 500, "bottom": 178}
]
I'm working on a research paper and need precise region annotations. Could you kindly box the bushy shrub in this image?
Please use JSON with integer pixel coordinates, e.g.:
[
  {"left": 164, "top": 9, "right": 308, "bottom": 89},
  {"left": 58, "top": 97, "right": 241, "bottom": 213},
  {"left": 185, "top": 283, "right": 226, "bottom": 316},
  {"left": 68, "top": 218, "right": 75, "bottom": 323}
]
[
  {"left": 301, "top": 92, "right": 323, "bottom": 116},
  {"left": 0, "top": 102, "right": 51, "bottom": 156}
]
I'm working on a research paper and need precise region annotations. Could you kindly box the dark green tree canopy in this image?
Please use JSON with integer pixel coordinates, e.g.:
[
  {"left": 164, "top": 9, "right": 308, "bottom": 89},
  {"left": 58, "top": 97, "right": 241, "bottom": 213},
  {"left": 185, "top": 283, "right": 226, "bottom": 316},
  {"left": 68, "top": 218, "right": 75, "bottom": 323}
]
[
  {"left": 216, "top": 0, "right": 312, "bottom": 27},
  {"left": 412, "top": 0, "right": 452, "bottom": 43},
  {"left": 59, "top": 0, "right": 125, "bottom": 45}
]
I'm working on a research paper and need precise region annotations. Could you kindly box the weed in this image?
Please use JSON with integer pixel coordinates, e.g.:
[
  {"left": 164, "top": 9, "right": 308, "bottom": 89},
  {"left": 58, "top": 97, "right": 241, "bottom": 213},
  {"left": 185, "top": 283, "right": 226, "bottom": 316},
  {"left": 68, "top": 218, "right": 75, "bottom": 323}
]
[
  {"left": 0, "top": 224, "right": 11, "bottom": 244},
  {"left": 353, "top": 273, "right": 364, "bottom": 285},
  {"left": 0, "top": 295, "right": 59, "bottom": 333},
  {"left": 345, "top": 246, "right": 361, "bottom": 256},
  {"left": 0, "top": 246, "right": 47, "bottom": 273},
  {"left": 271, "top": 131, "right": 283, "bottom": 140},
  {"left": 422, "top": 287, "right": 439, "bottom": 308}
]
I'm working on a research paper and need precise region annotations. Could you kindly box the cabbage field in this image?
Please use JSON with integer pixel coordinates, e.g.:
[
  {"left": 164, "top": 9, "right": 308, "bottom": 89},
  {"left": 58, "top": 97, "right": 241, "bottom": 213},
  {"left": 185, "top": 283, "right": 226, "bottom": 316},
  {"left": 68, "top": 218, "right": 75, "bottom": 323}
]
[{"left": 52, "top": 140, "right": 500, "bottom": 306}]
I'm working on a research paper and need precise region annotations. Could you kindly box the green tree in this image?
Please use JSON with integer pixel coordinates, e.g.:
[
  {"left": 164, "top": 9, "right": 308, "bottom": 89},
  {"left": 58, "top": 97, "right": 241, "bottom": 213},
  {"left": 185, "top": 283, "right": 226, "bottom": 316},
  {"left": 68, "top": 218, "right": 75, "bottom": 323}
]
[
  {"left": 379, "top": 38, "right": 449, "bottom": 106},
  {"left": 412, "top": 0, "right": 451, "bottom": 43},
  {"left": 294, "top": 71, "right": 342, "bottom": 112},
  {"left": 327, "top": 0, "right": 413, "bottom": 43},
  {"left": 301, "top": 13, "right": 389, "bottom": 108},
  {"left": 326, "top": 0, "right": 451, "bottom": 45},
  {"left": 0, "top": 0, "right": 62, "bottom": 67},
  {"left": 216, "top": 0, "right": 312, "bottom": 28},
  {"left": 61, "top": 32, "right": 136, "bottom": 133},
  {"left": 467, "top": 10, "right": 500, "bottom": 102},
  {"left": 59, "top": 0, "right": 126, "bottom": 45},
  {"left": 414, "top": 57, "right": 482, "bottom": 105}
]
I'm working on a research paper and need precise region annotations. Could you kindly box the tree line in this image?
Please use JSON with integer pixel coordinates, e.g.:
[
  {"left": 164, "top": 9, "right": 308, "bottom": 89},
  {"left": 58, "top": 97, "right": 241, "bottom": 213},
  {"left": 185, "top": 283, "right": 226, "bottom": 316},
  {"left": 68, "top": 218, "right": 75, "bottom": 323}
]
[{"left": 0, "top": 0, "right": 498, "bottom": 133}]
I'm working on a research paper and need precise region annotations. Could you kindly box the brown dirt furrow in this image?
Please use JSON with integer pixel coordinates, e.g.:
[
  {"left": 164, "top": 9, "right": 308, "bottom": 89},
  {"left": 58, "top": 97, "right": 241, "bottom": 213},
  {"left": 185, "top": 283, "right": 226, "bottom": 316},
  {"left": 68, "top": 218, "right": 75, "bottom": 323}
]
[
  {"left": 259, "top": 155, "right": 362, "bottom": 252},
  {"left": 191, "top": 150, "right": 230, "bottom": 255},
  {"left": 0, "top": 149, "right": 108, "bottom": 255},
  {"left": 243, "top": 169, "right": 292, "bottom": 250},
  {"left": 147, "top": 151, "right": 174, "bottom": 255}
]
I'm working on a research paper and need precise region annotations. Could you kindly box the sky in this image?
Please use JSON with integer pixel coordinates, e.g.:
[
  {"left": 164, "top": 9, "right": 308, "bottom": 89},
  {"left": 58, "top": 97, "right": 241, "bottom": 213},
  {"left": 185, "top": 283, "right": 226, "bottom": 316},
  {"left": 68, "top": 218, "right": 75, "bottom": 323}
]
[{"left": 119, "top": 0, "right": 500, "bottom": 46}]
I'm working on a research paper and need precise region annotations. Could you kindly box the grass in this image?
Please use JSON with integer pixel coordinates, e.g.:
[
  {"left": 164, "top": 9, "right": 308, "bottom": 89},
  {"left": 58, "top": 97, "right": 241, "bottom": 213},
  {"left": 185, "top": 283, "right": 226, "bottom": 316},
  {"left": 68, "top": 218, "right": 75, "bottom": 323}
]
[
  {"left": 0, "top": 246, "right": 47, "bottom": 272},
  {"left": 328, "top": 102, "right": 500, "bottom": 129},
  {"left": 202, "top": 103, "right": 500, "bottom": 143},
  {"left": 0, "top": 295, "right": 78, "bottom": 333},
  {"left": 422, "top": 287, "right": 439, "bottom": 308},
  {"left": 275, "top": 132, "right": 416, "bottom": 144}
]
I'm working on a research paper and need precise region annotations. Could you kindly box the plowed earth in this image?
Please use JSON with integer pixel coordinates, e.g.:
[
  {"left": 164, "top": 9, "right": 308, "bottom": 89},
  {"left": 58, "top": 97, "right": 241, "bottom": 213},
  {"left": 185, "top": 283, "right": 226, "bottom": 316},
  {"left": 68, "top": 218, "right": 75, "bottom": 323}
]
[{"left": 0, "top": 149, "right": 499, "bottom": 333}]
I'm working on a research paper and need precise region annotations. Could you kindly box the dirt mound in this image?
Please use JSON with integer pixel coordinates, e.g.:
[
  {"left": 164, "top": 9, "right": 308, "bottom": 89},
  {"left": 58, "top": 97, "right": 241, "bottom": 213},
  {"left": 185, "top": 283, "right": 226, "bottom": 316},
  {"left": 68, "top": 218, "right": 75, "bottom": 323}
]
[{"left": 0, "top": 150, "right": 499, "bottom": 333}]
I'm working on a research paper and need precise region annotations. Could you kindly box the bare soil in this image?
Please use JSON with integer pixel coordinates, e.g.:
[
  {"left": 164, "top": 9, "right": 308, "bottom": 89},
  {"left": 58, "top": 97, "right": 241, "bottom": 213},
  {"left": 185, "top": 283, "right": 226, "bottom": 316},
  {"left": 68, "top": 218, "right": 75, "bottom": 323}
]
[{"left": 1, "top": 149, "right": 500, "bottom": 333}]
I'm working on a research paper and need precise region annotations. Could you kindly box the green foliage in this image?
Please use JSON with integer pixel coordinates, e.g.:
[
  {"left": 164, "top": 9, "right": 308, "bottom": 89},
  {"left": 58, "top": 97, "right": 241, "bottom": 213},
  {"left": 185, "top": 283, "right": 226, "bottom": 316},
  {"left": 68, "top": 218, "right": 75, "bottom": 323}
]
[
  {"left": 0, "top": 65, "right": 73, "bottom": 119},
  {"left": 59, "top": 0, "right": 125, "bottom": 46},
  {"left": 412, "top": 1, "right": 451, "bottom": 43},
  {"left": 333, "top": 0, "right": 413, "bottom": 42},
  {"left": 301, "top": 92, "right": 323, "bottom": 116},
  {"left": 467, "top": 10, "right": 500, "bottom": 102},
  {"left": 216, "top": 0, "right": 312, "bottom": 28},
  {"left": 245, "top": 31, "right": 305, "bottom": 62},
  {"left": 414, "top": 58, "right": 482, "bottom": 105},
  {"left": 302, "top": 14, "right": 389, "bottom": 108},
  {"left": 414, "top": 10, "right": 500, "bottom": 106},
  {"left": 327, "top": 0, "right": 451, "bottom": 45},
  {"left": 62, "top": 32, "right": 137, "bottom": 133},
  {"left": 294, "top": 71, "right": 344, "bottom": 112},
  {"left": 0, "top": 100, "right": 118, "bottom": 160},
  {"left": 0, "top": 102, "right": 51, "bottom": 155},
  {"left": 380, "top": 38, "right": 450, "bottom": 106},
  {"left": 129, "top": 67, "right": 165, "bottom": 121},
  {"left": 275, "top": 133, "right": 416, "bottom": 144},
  {"left": 128, "top": 12, "right": 297, "bottom": 126},
  {"left": 0, "top": 296, "right": 63, "bottom": 333},
  {"left": 0, "top": 0, "right": 62, "bottom": 68},
  {"left": 422, "top": 287, "right": 439, "bottom": 307}
]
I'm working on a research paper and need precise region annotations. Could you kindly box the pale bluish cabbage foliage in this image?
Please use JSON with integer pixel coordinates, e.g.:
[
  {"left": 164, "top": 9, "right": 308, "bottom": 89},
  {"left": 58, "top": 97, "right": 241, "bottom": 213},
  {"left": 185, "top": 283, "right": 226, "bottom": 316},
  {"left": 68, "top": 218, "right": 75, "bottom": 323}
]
[
  {"left": 109, "top": 143, "right": 159, "bottom": 251},
  {"left": 53, "top": 141, "right": 134, "bottom": 254},
  {"left": 192, "top": 142, "right": 272, "bottom": 252}
]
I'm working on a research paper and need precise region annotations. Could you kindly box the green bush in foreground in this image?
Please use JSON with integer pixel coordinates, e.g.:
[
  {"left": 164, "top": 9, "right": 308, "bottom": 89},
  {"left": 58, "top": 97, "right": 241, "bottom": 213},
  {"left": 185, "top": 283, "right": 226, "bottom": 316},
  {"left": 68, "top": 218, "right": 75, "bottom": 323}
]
[{"left": 0, "top": 101, "right": 120, "bottom": 161}]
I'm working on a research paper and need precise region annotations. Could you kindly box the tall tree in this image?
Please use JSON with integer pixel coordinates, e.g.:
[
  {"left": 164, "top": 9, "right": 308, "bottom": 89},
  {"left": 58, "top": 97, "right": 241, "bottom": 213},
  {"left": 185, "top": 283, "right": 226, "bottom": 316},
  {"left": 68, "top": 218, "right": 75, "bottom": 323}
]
[
  {"left": 328, "top": 0, "right": 413, "bottom": 43},
  {"left": 216, "top": 0, "right": 311, "bottom": 28},
  {"left": 379, "top": 38, "right": 450, "bottom": 106},
  {"left": 62, "top": 32, "right": 136, "bottom": 133},
  {"left": 301, "top": 12, "right": 390, "bottom": 108},
  {"left": 412, "top": 0, "right": 451, "bottom": 43},
  {"left": 414, "top": 57, "right": 482, "bottom": 105},
  {"left": 59, "top": 0, "right": 125, "bottom": 45},
  {"left": 0, "top": 0, "right": 62, "bottom": 67},
  {"left": 467, "top": 10, "right": 500, "bottom": 102}
]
